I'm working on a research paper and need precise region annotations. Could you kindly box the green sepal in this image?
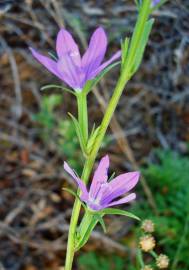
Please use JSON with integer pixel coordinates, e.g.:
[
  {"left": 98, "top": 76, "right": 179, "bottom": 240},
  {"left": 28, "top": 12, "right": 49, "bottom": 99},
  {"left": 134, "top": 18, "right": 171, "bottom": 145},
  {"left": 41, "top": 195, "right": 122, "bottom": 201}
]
[
  {"left": 82, "top": 61, "right": 121, "bottom": 95},
  {"left": 130, "top": 18, "right": 154, "bottom": 76},
  {"left": 68, "top": 113, "right": 87, "bottom": 155},
  {"left": 48, "top": 52, "right": 58, "bottom": 61},
  {"left": 95, "top": 213, "right": 107, "bottom": 233},
  {"left": 108, "top": 172, "right": 116, "bottom": 181},
  {"left": 100, "top": 208, "right": 140, "bottom": 221},
  {"left": 62, "top": 188, "right": 87, "bottom": 210},
  {"left": 41, "top": 84, "right": 75, "bottom": 95}
]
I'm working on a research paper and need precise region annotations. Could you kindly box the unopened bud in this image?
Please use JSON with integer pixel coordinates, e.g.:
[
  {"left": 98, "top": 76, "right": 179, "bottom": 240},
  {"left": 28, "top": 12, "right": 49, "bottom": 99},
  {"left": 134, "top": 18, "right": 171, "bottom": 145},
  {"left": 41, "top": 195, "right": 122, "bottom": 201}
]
[
  {"left": 141, "top": 219, "right": 155, "bottom": 233},
  {"left": 142, "top": 266, "right": 154, "bottom": 270},
  {"left": 139, "top": 235, "right": 155, "bottom": 252},
  {"left": 156, "top": 254, "right": 169, "bottom": 269}
]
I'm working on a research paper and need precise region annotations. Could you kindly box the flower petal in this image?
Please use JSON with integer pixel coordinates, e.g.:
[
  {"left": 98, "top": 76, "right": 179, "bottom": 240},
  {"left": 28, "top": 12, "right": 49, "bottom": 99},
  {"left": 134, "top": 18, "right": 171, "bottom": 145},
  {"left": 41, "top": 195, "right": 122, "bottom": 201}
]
[
  {"left": 30, "top": 47, "right": 64, "bottom": 80},
  {"left": 63, "top": 162, "right": 88, "bottom": 200},
  {"left": 56, "top": 28, "right": 81, "bottom": 66},
  {"left": 100, "top": 172, "right": 140, "bottom": 205},
  {"left": 89, "top": 155, "right": 109, "bottom": 200},
  {"left": 104, "top": 193, "right": 136, "bottom": 208},
  {"left": 88, "top": 50, "right": 121, "bottom": 80},
  {"left": 82, "top": 27, "right": 107, "bottom": 77},
  {"left": 57, "top": 54, "right": 85, "bottom": 89}
]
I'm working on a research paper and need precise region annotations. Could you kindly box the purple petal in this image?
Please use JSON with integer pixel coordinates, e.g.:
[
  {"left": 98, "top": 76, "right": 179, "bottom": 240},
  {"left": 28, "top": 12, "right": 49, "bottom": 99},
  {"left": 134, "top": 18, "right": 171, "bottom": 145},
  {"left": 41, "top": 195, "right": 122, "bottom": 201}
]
[
  {"left": 100, "top": 172, "right": 140, "bottom": 205},
  {"left": 56, "top": 28, "right": 81, "bottom": 66},
  {"left": 30, "top": 47, "right": 63, "bottom": 80},
  {"left": 89, "top": 155, "right": 109, "bottom": 200},
  {"left": 104, "top": 193, "right": 136, "bottom": 208},
  {"left": 87, "top": 50, "right": 121, "bottom": 80},
  {"left": 152, "top": 0, "right": 160, "bottom": 7},
  {"left": 82, "top": 27, "right": 107, "bottom": 77},
  {"left": 57, "top": 54, "right": 85, "bottom": 89},
  {"left": 63, "top": 162, "right": 89, "bottom": 201}
]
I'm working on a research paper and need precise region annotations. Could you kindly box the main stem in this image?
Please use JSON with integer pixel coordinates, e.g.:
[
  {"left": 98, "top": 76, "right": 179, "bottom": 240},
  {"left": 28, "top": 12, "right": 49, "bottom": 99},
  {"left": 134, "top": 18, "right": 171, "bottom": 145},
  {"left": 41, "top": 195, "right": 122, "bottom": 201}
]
[
  {"left": 64, "top": 1, "right": 151, "bottom": 269},
  {"left": 77, "top": 91, "right": 88, "bottom": 144}
]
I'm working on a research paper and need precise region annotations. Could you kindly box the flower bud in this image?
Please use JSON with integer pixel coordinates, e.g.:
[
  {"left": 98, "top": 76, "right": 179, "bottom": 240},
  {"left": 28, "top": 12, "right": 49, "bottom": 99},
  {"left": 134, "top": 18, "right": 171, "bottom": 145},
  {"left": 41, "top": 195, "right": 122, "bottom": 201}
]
[
  {"left": 142, "top": 265, "right": 154, "bottom": 270},
  {"left": 156, "top": 254, "right": 169, "bottom": 269},
  {"left": 141, "top": 219, "right": 155, "bottom": 233},
  {"left": 139, "top": 235, "right": 155, "bottom": 252}
]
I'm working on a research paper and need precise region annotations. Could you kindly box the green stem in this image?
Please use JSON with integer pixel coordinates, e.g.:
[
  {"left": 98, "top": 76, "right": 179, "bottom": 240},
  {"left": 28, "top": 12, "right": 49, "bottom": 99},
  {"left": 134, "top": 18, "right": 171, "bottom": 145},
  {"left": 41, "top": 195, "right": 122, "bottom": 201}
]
[
  {"left": 137, "top": 249, "right": 145, "bottom": 268},
  {"left": 150, "top": 250, "right": 158, "bottom": 259},
  {"left": 64, "top": 1, "right": 151, "bottom": 269},
  {"left": 76, "top": 91, "right": 88, "bottom": 145}
]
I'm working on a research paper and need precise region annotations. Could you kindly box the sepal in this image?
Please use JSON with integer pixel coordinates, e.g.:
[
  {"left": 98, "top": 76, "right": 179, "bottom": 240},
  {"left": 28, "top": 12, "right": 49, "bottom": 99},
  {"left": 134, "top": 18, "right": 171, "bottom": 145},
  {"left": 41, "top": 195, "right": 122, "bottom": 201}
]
[
  {"left": 100, "top": 208, "right": 140, "bottom": 221},
  {"left": 41, "top": 84, "right": 75, "bottom": 95},
  {"left": 82, "top": 61, "right": 121, "bottom": 95}
]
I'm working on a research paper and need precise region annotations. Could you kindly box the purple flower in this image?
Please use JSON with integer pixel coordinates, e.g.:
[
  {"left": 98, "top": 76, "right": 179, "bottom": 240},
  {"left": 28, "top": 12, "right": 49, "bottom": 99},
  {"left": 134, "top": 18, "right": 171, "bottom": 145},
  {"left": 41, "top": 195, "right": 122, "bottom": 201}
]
[
  {"left": 64, "top": 155, "right": 140, "bottom": 211},
  {"left": 152, "top": 0, "right": 160, "bottom": 6},
  {"left": 30, "top": 27, "right": 121, "bottom": 91}
]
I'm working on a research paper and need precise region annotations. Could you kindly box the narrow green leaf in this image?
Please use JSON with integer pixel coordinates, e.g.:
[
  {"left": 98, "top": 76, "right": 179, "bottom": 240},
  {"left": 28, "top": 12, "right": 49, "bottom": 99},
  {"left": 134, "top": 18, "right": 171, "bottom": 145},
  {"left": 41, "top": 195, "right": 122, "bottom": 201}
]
[
  {"left": 101, "top": 208, "right": 140, "bottom": 221},
  {"left": 83, "top": 61, "right": 121, "bottom": 95},
  {"left": 75, "top": 211, "right": 99, "bottom": 250},
  {"left": 95, "top": 214, "right": 107, "bottom": 233},
  {"left": 41, "top": 84, "right": 75, "bottom": 95},
  {"left": 68, "top": 113, "right": 87, "bottom": 155},
  {"left": 87, "top": 126, "right": 100, "bottom": 154},
  {"left": 48, "top": 52, "right": 58, "bottom": 61},
  {"left": 131, "top": 18, "right": 154, "bottom": 75},
  {"left": 121, "top": 37, "right": 130, "bottom": 68}
]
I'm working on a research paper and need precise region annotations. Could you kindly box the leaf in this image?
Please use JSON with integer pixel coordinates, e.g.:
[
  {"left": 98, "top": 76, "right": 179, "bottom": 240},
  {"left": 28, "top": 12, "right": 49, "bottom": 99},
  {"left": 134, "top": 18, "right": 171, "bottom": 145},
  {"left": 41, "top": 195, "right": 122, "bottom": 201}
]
[
  {"left": 68, "top": 116, "right": 86, "bottom": 155},
  {"left": 87, "top": 126, "right": 100, "bottom": 154},
  {"left": 41, "top": 84, "right": 75, "bottom": 95},
  {"left": 83, "top": 61, "right": 121, "bottom": 95},
  {"left": 131, "top": 18, "right": 154, "bottom": 75},
  {"left": 48, "top": 52, "right": 58, "bottom": 61},
  {"left": 101, "top": 208, "right": 140, "bottom": 221},
  {"left": 68, "top": 113, "right": 87, "bottom": 155},
  {"left": 121, "top": 37, "right": 130, "bottom": 68},
  {"left": 75, "top": 211, "right": 99, "bottom": 251},
  {"left": 95, "top": 214, "right": 107, "bottom": 233}
]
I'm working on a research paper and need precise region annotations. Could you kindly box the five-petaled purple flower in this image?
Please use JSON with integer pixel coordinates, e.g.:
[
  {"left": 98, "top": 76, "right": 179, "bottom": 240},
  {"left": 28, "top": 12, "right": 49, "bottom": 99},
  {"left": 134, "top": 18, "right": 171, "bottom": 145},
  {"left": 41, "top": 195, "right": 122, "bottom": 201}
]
[
  {"left": 30, "top": 27, "right": 121, "bottom": 91},
  {"left": 64, "top": 155, "right": 140, "bottom": 211}
]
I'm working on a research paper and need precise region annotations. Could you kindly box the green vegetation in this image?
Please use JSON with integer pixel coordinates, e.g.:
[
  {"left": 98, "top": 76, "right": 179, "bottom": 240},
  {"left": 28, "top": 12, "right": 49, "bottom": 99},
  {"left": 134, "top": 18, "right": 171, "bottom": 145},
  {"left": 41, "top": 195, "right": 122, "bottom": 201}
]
[
  {"left": 78, "top": 252, "right": 125, "bottom": 270},
  {"left": 133, "top": 149, "right": 189, "bottom": 269},
  {"left": 78, "top": 150, "right": 189, "bottom": 270}
]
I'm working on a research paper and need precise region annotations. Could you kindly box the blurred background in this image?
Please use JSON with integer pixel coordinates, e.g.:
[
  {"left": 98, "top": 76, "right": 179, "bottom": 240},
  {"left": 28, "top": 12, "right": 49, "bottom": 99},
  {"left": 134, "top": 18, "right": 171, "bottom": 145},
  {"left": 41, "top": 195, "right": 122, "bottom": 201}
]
[{"left": 0, "top": 0, "right": 189, "bottom": 269}]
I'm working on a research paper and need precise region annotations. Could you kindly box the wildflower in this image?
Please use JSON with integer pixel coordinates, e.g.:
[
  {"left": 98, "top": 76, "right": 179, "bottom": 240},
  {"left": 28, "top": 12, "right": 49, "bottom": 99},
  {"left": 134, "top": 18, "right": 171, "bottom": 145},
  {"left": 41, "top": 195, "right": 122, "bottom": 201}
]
[
  {"left": 139, "top": 235, "right": 156, "bottom": 252},
  {"left": 156, "top": 254, "right": 169, "bottom": 269},
  {"left": 152, "top": 0, "right": 161, "bottom": 6},
  {"left": 141, "top": 219, "right": 155, "bottom": 233},
  {"left": 30, "top": 27, "right": 121, "bottom": 91},
  {"left": 64, "top": 155, "right": 139, "bottom": 211},
  {"left": 142, "top": 266, "right": 154, "bottom": 270}
]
